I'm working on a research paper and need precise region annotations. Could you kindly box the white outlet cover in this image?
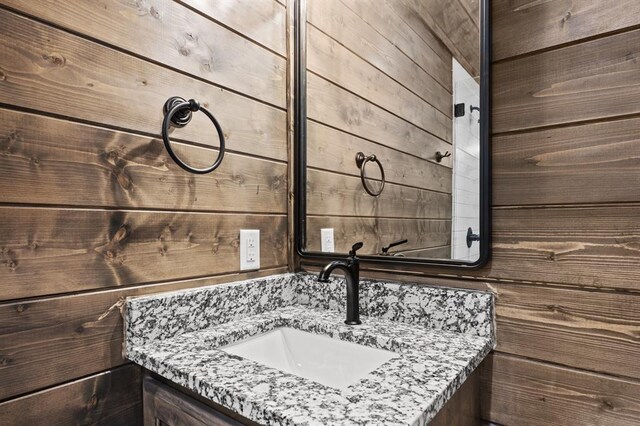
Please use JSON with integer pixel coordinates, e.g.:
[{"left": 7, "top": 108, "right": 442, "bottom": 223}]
[
  {"left": 321, "top": 228, "right": 335, "bottom": 253},
  {"left": 240, "top": 229, "right": 260, "bottom": 271}
]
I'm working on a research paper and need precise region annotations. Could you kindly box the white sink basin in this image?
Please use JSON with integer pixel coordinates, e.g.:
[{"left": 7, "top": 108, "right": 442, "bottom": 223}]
[{"left": 220, "top": 327, "right": 397, "bottom": 390}]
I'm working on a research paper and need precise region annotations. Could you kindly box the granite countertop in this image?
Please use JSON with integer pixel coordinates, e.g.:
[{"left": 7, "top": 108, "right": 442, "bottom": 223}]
[{"left": 124, "top": 273, "right": 495, "bottom": 425}]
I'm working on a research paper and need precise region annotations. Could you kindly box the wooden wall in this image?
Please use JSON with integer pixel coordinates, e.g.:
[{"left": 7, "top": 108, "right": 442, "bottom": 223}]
[
  {"left": 0, "top": 0, "right": 288, "bottom": 423},
  {"left": 303, "top": 1, "right": 640, "bottom": 424},
  {"left": 305, "top": 0, "right": 456, "bottom": 257}
]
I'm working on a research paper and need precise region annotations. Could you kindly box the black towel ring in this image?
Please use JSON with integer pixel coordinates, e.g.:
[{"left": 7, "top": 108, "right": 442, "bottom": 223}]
[
  {"left": 355, "top": 152, "right": 385, "bottom": 196},
  {"left": 161, "top": 96, "right": 225, "bottom": 174}
]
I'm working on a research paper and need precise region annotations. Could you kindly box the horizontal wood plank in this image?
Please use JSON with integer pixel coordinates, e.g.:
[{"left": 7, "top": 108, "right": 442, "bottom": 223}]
[
  {"left": 0, "top": 365, "right": 141, "bottom": 425},
  {"left": 489, "top": 205, "right": 640, "bottom": 290},
  {"left": 0, "top": 207, "right": 287, "bottom": 300},
  {"left": 307, "top": 0, "right": 453, "bottom": 117},
  {"left": 481, "top": 353, "right": 640, "bottom": 426},
  {"left": 179, "top": 0, "right": 286, "bottom": 55},
  {"left": 494, "top": 283, "right": 640, "bottom": 380},
  {"left": 0, "top": 9, "right": 287, "bottom": 161},
  {"left": 340, "top": 0, "right": 452, "bottom": 87},
  {"left": 306, "top": 216, "right": 451, "bottom": 255},
  {"left": 307, "top": 121, "right": 452, "bottom": 188},
  {"left": 493, "top": 29, "right": 640, "bottom": 133},
  {"left": 307, "top": 25, "right": 452, "bottom": 136},
  {"left": 492, "top": 116, "right": 640, "bottom": 206},
  {"left": 493, "top": 0, "right": 640, "bottom": 61},
  {"left": 307, "top": 168, "right": 452, "bottom": 219},
  {"left": 0, "top": 268, "right": 286, "bottom": 401},
  {"left": 0, "top": 109, "right": 287, "bottom": 212},
  {"left": 1, "top": 0, "right": 286, "bottom": 106},
  {"left": 397, "top": 0, "right": 479, "bottom": 76},
  {"left": 307, "top": 74, "right": 451, "bottom": 164}
]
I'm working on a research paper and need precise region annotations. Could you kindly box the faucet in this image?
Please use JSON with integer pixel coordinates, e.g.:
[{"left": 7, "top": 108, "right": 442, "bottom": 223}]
[
  {"left": 379, "top": 238, "right": 408, "bottom": 256},
  {"left": 317, "top": 242, "right": 363, "bottom": 325}
]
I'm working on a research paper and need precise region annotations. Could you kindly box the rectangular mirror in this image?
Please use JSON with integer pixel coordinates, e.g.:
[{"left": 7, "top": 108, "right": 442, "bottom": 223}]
[{"left": 294, "top": 0, "right": 490, "bottom": 268}]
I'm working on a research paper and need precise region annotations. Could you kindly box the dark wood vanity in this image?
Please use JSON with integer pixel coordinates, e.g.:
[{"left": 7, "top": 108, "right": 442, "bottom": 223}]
[{"left": 143, "top": 369, "right": 480, "bottom": 426}]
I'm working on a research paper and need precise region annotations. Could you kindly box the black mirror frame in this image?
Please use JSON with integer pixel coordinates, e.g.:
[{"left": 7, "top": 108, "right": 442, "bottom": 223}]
[{"left": 294, "top": 0, "right": 491, "bottom": 269}]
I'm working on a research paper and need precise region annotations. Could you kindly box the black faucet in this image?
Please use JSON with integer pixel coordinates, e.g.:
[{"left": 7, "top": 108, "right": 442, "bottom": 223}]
[{"left": 317, "top": 242, "right": 363, "bottom": 325}]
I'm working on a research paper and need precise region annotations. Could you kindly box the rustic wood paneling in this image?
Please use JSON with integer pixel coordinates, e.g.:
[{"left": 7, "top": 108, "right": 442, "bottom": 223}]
[
  {"left": 489, "top": 205, "right": 640, "bottom": 290},
  {"left": 1, "top": 0, "right": 286, "bottom": 107},
  {"left": 307, "top": 74, "right": 451, "bottom": 156},
  {"left": 0, "top": 268, "right": 286, "bottom": 401},
  {"left": 304, "top": 0, "right": 455, "bottom": 258},
  {"left": 494, "top": 282, "right": 640, "bottom": 380},
  {"left": 307, "top": 0, "right": 452, "bottom": 115},
  {"left": 307, "top": 168, "right": 452, "bottom": 219},
  {"left": 493, "top": 29, "right": 640, "bottom": 133},
  {"left": 492, "top": 0, "right": 640, "bottom": 61},
  {"left": 342, "top": 0, "right": 452, "bottom": 87},
  {"left": 0, "top": 0, "right": 288, "bottom": 419},
  {"left": 301, "top": 3, "right": 640, "bottom": 425},
  {"left": 307, "top": 216, "right": 451, "bottom": 255},
  {"left": 179, "top": 0, "right": 286, "bottom": 55},
  {"left": 396, "top": 0, "right": 480, "bottom": 76},
  {"left": 0, "top": 8, "right": 287, "bottom": 161},
  {"left": 0, "top": 109, "right": 287, "bottom": 212},
  {"left": 481, "top": 353, "right": 640, "bottom": 426},
  {"left": 0, "top": 207, "right": 287, "bottom": 300},
  {"left": 307, "top": 121, "right": 452, "bottom": 184},
  {"left": 0, "top": 365, "right": 142, "bottom": 425},
  {"left": 493, "top": 116, "right": 640, "bottom": 206},
  {"left": 307, "top": 25, "right": 451, "bottom": 135}
]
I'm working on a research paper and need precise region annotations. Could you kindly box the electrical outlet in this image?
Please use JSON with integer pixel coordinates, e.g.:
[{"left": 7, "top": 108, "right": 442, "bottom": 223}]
[
  {"left": 240, "top": 229, "right": 260, "bottom": 271},
  {"left": 321, "top": 228, "right": 335, "bottom": 252}
]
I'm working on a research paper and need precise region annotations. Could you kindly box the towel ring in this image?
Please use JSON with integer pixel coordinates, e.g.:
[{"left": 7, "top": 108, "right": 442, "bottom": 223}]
[
  {"left": 161, "top": 96, "right": 225, "bottom": 174},
  {"left": 355, "top": 152, "right": 385, "bottom": 196}
]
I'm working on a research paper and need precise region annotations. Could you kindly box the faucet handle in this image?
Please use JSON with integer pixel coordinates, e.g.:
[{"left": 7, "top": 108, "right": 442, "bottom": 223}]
[{"left": 349, "top": 242, "right": 364, "bottom": 257}]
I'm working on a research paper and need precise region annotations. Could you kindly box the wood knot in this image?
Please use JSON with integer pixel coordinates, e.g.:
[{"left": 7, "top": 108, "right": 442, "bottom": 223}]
[
  {"left": 112, "top": 225, "right": 129, "bottom": 243},
  {"left": 0, "top": 356, "right": 10, "bottom": 366},
  {"left": 42, "top": 52, "right": 66, "bottom": 67},
  {"left": 0, "top": 69, "right": 6, "bottom": 81},
  {"left": 231, "top": 174, "right": 246, "bottom": 185},
  {"left": 87, "top": 393, "right": 99, "bottom": 409},
  {"left": 30, "top": 157, "right": 40, "bottom": 165},
  {"left": 159, "top": 247, "right": 167, "bottom": 256},
  {"left": 601, "top": 399, "right": 614, "bottom": 410},
  {"left": 149, "top": 6, "right": 160, "bottom": 19},
  {"left": 15, "top": 304, "right": 26, "bottom": 313},
  {"left": 115, "top": 170, "right": 133, "bottom": 191},
  {"left": 561, "top": 11, "right": 572, "bottom": 23},
  {"left": 179, "top": 46, "right": 191, "bottom": 56},
  {"left": 29, "top": 241, "right": 38, "bottom": 250},
  {"left": 105, "top": 150, "right": 118, "bottom": 164},
  {"left": 6, "top": 260, "right": 16, "bottom": 270}
]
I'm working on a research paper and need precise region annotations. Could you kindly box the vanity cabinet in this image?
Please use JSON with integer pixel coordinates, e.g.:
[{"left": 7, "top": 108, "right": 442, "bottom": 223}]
[
  {"left": 143, "top": 375, "right": 253, "bottom": 426},
  {"left": 143, "top": 369, "right": 480, "bottom": 426}
]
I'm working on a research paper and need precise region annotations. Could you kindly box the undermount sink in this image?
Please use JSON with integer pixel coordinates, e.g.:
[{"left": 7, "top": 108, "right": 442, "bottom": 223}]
[{"left": 220, "top": 327, "right": 397, "bottom": 390}]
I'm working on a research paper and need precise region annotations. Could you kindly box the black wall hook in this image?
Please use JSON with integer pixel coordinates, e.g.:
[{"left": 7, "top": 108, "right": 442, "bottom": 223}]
[
  {"left": 435, "top": 151, "right": 451, "bottom": 163},
  {"left": 161, "top": 96, "right": 226, "bottom": 174}
]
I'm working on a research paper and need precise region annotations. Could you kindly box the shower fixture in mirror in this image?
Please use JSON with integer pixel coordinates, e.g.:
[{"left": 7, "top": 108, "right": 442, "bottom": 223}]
[{"left": 294, "top": 0, "right": 490, "bottom": 268}]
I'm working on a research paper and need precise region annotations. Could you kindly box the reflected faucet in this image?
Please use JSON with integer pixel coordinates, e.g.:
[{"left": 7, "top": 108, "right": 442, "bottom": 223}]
[{"left": 317, "top": 242, "right": 363, "bottom": 325}]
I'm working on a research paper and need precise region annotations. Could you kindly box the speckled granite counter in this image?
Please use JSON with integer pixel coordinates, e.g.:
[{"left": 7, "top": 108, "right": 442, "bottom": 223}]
[{"left": 124, "top": 273, "right": 495, "bottom": 425}]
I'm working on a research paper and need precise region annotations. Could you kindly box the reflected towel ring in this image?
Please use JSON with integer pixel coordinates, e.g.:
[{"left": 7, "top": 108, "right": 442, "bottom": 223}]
[
  {"left": 161, "top": 96, "right": 225, "bottom": 174},
  {"left": 355, "top": 152, "right": 385, "bottom": 196}
]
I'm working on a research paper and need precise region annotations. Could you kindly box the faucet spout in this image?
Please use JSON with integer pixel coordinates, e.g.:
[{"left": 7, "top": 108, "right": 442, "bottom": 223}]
[{"left": 317, "top": 244, "right": 362, "bottom": 325}]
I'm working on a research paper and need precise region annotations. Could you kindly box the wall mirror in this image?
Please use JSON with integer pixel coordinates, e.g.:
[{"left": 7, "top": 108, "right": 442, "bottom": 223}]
[{"left": 294, "top": 0, "right": 490, "bottom": 268}]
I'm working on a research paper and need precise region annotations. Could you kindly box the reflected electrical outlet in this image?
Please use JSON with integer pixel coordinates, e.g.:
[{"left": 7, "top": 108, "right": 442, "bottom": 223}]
[{"left": 321, "top": 228, "right": 335, "bottom": 252}]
